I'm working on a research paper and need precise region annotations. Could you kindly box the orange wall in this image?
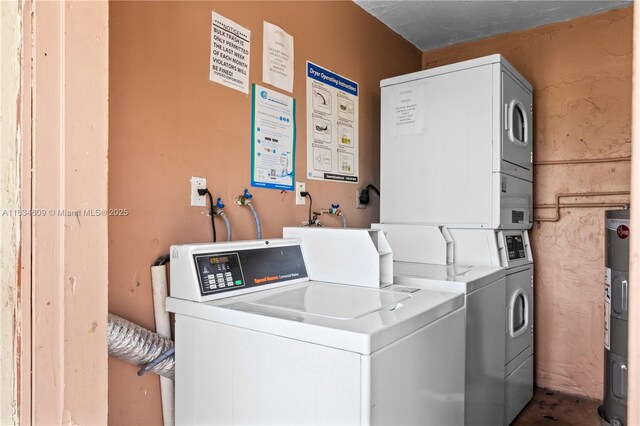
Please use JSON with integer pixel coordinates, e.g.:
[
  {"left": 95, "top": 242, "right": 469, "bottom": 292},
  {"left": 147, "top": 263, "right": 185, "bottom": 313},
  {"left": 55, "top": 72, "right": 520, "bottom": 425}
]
[
  {"left": 108, "top": 1, "right": 420, "bottom": 423},
  {"left": 423, "top": 8, "right": 633, "bottom": 399}
]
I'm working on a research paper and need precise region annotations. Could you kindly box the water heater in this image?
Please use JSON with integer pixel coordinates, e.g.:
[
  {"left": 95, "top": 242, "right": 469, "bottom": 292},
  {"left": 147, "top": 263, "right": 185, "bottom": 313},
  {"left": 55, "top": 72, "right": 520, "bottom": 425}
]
[{"left": 602, "top": 209, "right": 630, "bottom": 426}]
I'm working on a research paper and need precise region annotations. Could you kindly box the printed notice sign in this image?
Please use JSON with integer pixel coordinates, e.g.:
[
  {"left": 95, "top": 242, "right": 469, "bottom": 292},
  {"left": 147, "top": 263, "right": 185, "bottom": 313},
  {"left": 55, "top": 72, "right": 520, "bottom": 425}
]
[
  {"left": 210, "top": 12, "right": 251, "bottom": 93},
  {"left": 306, "top": 62, "right": 359, "bottom": 183},
  {"left": 390, "top": 86, "right": 423, "bottom": 135},
  {"left": 251, "top": 84, "right": 296, "bottom": 191},
  {"left": 263, "top": 21, "right": 294, "bottom": 93}
]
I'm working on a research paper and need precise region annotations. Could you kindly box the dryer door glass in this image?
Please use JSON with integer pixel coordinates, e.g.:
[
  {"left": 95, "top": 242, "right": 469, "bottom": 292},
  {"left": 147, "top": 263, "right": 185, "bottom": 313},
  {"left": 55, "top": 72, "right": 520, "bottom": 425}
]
[
  {"left": 512, "top": 104, "right": 525, "bottom": 143},
  {"left": 512, "top": 293, "right": 526, "bottom": 333},
  {"left": 501, "top": 72, "right": 532, "bottom": 170},
  {"left": 509, "top": 289, "right": 529, "bottom": 337}
]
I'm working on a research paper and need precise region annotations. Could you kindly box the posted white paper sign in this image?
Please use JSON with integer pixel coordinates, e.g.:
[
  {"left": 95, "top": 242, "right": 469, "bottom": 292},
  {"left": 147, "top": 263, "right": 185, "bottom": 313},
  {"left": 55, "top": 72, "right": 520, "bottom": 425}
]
[
  {"left": 306, "top": 62, "right": 359, "bottom": 183},
  {"left": 251, "top": 84, "right": 296, "bottom": 191},
  {"left": 262, "top": 21, "right": 294, "bottom": 93},
  {"left": 390, "top": 86, "right": 424, "bottom": 135},
  {"left": 210, "top": 12, "right": 251, "bottom": 93}
]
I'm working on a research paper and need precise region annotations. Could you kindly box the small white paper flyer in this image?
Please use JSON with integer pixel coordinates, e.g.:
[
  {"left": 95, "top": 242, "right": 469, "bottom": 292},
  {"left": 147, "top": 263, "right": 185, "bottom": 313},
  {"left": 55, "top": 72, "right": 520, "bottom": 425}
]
[
  {"left": 251, "top": 84, "right": 296, "bottom": 191},
  {"left": 262, "top": 21, "right": 294, "bottom": 93},
  {"left": 210, "top": 12, "right": 251, "bottom": 93}
]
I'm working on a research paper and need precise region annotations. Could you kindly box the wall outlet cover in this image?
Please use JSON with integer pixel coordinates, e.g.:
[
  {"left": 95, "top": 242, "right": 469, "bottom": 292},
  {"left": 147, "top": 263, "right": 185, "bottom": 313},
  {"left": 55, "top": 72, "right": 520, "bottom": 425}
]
[
  {"left": 191, "top": 176, "right": 207, "bottom": 207},
  {"left": 295, "top": 182, "right": 306, "bottom": 205}
]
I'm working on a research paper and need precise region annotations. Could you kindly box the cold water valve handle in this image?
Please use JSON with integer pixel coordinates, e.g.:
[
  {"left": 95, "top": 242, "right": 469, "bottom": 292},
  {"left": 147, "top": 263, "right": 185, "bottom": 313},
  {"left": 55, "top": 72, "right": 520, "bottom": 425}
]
[
  {"left": 331, "top": 204, "right": 339, "bottom": 214},
  {"left": 216, "top": 198, "right": 225, "bottom": 209},
  {"left": 243, "top": 189, "right": 253, "bottom": 200}
]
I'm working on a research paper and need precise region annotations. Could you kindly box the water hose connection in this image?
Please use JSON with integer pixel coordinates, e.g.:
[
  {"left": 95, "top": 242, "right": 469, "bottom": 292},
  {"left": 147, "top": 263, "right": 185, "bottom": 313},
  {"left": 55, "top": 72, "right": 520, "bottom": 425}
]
[
  {"left": 236, "top": 189, "right": 262, "bottom": 239},
  {"left": 214, "top": 197, "right": 232, "bottom": 241}
]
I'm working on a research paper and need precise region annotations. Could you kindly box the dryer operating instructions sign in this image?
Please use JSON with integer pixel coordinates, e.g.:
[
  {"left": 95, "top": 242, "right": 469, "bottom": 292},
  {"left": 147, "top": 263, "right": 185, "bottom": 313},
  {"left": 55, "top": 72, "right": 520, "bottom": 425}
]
[{"left": 306, "top": 62, "right": 359, "bottom": 183}]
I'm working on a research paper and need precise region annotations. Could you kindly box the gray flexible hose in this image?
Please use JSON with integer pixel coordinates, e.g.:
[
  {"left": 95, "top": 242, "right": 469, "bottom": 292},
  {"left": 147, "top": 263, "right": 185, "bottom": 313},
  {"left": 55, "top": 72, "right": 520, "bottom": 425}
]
[
  {"left": 108, "top": 313, "right": 175, "bottom": 379},
  {"left": 220, "top": 211, "right": 232, "bottom": 241},
  {"left": 247, "top": 201, "right": 262, "bottom": 239},
  {"left": 339, "top": 214, "right": 347, "bottom": 228}
]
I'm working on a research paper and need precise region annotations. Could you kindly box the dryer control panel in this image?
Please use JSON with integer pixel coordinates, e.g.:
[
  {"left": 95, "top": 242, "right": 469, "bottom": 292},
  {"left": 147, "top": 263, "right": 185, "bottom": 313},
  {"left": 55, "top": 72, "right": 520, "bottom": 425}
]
[{"left": 505, "top": 235, "right": 526, "bottom": 260}]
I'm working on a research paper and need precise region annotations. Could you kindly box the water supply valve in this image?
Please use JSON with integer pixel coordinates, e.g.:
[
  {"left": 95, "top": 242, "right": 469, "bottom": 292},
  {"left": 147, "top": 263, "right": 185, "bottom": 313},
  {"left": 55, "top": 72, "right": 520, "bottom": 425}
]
[
  {"left": 236, "top": 188, "right": 253, "bottom": 206},
  {"left": 214, "top": 197, "right": 226, "bottom": 216}
]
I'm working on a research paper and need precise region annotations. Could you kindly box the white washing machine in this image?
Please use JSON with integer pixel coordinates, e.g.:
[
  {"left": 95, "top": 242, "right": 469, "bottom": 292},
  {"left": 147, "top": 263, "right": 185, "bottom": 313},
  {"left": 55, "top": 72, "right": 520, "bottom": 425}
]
[
  {"left": 448, "top": 228, "right": 534, "bottom": 425},
  {"left": 167, "top": 239, "right": 466, "bottom": 425},
  {"left": 392, "top": 262, "right": 507, "bottom": 426},
  {"left": 380, "top": 54, "right": 533, "bottom": 229}
]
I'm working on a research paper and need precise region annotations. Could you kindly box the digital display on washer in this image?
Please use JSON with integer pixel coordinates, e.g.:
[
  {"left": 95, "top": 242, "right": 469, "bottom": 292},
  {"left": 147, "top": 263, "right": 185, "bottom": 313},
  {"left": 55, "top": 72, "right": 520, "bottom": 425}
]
[
  {"left": 505, "top": 235, "right": 526, "bottom": 260},
  {"left": 193, "top": 245, "right": 308, "bottom": 296}
]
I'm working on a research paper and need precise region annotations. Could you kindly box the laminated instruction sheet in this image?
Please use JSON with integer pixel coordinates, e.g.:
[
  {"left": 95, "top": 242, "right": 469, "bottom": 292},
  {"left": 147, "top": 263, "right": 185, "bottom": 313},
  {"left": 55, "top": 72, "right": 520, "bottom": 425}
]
[
  {"left": 251, "top": 84, "right": 296, "bottom": 191},
  {"left": 306, "top": 62, "right": 359, "bottom": 183}
]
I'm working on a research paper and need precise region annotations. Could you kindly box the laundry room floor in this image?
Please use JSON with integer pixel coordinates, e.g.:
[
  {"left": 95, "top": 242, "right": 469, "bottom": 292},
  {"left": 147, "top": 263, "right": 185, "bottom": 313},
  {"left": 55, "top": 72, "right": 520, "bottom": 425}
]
[{"left": 513, "top": 388, "right": 602, "bottom": 425}]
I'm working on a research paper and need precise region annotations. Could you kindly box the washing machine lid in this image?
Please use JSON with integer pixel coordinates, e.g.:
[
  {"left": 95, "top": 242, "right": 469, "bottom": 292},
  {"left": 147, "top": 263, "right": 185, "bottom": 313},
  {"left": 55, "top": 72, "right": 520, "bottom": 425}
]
[
  {"left": 167, "top": 281, "right": 463, "bottom": 354},
  {"left": 393, "top": 262, "right": 505, "bottom": 293}
]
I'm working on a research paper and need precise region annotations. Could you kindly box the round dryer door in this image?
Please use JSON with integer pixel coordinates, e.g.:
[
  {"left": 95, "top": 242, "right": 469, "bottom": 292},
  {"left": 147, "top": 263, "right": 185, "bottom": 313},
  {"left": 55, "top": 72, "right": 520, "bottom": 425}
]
[
  {"left": 506, "top": 268, "right": 534, "bottom": 362},
  {"left": 501, "top": 71, "right": 532, "bottom": 176}
]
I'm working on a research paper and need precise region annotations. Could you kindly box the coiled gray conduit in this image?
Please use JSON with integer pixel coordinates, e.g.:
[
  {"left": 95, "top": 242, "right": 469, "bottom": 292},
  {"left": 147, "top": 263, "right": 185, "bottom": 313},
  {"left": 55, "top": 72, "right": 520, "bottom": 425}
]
[{"left": 108, "top": 313, "right": 175, "bottom": 379}]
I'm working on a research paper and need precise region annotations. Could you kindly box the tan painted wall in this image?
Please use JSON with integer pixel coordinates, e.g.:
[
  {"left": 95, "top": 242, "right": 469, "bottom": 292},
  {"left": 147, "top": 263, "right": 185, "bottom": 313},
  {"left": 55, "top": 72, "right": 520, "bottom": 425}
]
[
  {"left": 21, "top": 1, "right": 110, "bottom": 424},
  {"left": 423, "top": 8, "right": 633, "bottom": 399},
  {"left": 108, "top": 1, "right": 420, "bottom": 423}
]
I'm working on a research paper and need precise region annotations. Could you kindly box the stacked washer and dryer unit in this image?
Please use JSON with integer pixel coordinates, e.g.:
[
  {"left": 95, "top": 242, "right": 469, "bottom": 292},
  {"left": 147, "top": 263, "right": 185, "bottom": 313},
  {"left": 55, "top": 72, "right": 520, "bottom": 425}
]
[{"left": 377, "top": 55, "right": 535, "bottom": 424}]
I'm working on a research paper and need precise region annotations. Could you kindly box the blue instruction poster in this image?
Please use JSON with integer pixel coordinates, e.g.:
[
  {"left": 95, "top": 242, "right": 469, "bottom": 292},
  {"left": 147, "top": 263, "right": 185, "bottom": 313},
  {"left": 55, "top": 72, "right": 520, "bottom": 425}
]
[
  {"left": 251, "top": 84, "right": 296, "bottom": 191},
  {"left": 306, "top": 61, "right": 359, "bottom": 183}
]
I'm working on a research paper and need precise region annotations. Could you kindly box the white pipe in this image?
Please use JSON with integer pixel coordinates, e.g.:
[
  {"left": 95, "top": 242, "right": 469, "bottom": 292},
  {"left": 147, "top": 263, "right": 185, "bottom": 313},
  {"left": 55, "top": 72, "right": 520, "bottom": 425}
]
[{"left": 151, "top": 265, "right": 174, "bottom": 426}]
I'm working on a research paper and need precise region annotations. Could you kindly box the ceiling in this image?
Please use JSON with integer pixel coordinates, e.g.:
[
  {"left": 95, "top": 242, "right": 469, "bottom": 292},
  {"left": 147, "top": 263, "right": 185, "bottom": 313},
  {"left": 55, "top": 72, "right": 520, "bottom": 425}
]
[{"left": 355, "top": 1, "right": 632, "bottom": 51}]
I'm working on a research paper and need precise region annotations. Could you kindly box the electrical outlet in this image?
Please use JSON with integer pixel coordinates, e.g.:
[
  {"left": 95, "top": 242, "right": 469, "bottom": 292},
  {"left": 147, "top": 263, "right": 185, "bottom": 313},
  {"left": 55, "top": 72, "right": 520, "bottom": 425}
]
[
  {"left": 295, "top": 182, "right": 306, "bottom": 205},
  {"left": 190, "top": 176, "right": 207, "bottom": 206},
  {"left": 356, "top": 189, "right": 366, "bottom": 209}
]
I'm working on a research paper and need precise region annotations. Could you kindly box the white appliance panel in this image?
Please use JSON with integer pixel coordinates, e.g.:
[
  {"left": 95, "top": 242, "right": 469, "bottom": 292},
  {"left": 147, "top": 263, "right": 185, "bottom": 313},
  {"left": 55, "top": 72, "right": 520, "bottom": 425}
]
[
  {"left": 368, "top": 308, "right": 466, "bottom": 425},
  {"left": 393, "top": 265, "right": 506, "bottom": 426},
  {"left": 381, "top": 65, "right": 493, "bottom": 227},
  {"left": 494, "top": 174, "right": 533, "bottom": 230},
  {"left": 504, "top": 355, "right": 534, "bottom": 425},
  {"left": 173, "top": 302, "right": 466, "bottom": 425},
  {"left": 169, "top": 239, "right": 467, "bottom": 425},
  {"left": 175, "top": 315, "right": 362, "bottom": 425},
  {"left": 380, "top": 55, "right": 533, "bottom": 229}
]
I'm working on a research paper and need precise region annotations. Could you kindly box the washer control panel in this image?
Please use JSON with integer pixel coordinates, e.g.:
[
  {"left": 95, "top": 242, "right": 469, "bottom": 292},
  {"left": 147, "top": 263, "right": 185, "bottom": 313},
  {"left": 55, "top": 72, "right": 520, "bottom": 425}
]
[{"left": 192, "top": 244, "right": 308, "bottom": 297}]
